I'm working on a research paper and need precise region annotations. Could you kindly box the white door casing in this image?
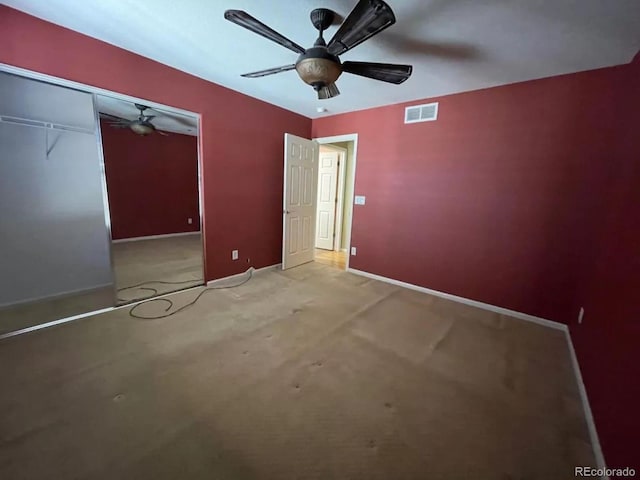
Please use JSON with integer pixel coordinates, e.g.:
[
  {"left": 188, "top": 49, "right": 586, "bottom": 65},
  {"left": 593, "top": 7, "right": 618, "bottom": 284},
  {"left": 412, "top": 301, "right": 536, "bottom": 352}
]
[
  {"left": 282, "top": 134, "right": 318, "bottom": 270},
  {"left": 315, "top": 149, "right": 340, "bottom": 250}
]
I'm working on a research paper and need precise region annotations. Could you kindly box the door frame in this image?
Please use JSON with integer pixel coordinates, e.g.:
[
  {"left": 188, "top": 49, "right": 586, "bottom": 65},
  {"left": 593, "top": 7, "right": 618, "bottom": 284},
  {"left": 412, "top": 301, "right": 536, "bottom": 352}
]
[
  {"left": 0, "top": 62, "right": 206, "bottom": 285},
  {"left": 317, "top": 143, "right": 347, "bottom": 251},
  {"left": 313, "top": 134, "right": 358, "bottom": 270}
]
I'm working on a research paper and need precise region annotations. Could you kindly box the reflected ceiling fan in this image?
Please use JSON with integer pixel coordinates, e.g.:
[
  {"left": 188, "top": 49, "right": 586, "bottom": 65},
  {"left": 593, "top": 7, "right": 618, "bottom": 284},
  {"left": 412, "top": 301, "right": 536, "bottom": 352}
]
[
  {"left": 224, "top": 0, "right": 413, "bottom": 99},
  {"left": 100, "top": 103, "right": 169, "bottom": 136}
]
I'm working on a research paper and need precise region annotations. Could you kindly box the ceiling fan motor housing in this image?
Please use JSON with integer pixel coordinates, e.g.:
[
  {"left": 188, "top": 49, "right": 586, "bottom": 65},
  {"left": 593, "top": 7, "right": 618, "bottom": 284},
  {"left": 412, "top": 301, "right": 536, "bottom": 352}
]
[
  {"left": 295, "top": 47, "right": 342, "bottom": 90},
  {"left": 130, "top": 122, "right": 154, "bottom": 136}
]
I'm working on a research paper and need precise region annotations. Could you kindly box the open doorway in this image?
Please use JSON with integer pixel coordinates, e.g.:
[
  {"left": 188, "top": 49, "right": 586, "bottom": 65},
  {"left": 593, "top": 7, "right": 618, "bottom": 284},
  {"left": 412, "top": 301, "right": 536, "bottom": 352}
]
[
  {"left": 314, "top": 144, "right": 347, "bottom": 270},
  {"left": 314, "top": 135, "right": 357, "bottom": 271},
  {"left": 281, "top": 133, "right": 357, "bottom": 272}
]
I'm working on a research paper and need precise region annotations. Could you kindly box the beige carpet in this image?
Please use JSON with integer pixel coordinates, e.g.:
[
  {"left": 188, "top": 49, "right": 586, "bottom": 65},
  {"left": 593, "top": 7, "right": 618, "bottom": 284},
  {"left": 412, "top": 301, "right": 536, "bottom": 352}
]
[
  {"left": 112, "top": 234, "right": 204, "bottom": 304},
  {"left": 0, "top": 234, "right": 205, "bottom": 335},
  {"left": 0, "top": 263, "right": 595, "bottom": 479}
]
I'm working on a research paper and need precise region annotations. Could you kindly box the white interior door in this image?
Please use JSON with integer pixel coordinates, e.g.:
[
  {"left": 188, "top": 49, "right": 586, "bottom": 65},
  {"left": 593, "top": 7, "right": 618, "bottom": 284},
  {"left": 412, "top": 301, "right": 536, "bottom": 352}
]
[
  {"left": 315, "top": 149, "right": 339, "bottom": 250},
  {"left": 282, "top": 134, "right": 318, "bottom": 270}
]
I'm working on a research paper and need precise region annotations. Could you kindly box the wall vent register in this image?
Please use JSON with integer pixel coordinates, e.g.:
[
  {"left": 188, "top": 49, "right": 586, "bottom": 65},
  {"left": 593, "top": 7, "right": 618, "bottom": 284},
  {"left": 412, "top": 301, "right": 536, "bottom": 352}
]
[{"left": 404, "top": 102, "right": 438, "bottom": 124}]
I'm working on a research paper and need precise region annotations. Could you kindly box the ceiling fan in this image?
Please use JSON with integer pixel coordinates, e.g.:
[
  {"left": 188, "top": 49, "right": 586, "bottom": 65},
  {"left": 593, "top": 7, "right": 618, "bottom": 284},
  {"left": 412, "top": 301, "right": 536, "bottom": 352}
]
[
  {"left": 100, "top": 103, "right": 169, "bottom": 136},
  {"left": 224, "top": 0, "right": 413, "bottom": 99}
]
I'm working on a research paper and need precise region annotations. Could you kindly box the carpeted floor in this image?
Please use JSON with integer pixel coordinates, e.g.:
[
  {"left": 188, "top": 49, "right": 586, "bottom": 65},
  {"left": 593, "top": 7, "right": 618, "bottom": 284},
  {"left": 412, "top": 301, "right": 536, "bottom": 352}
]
[
  {"left": 0, "top": 262, "right": 595, "bottom": 479},
  {"left": 0, "top": 234, "right": 205, "bottom": 335},
  {"left": 113, "top": 234, "right": 204, "bottom": 304},
  {"left": 111, "top": 235, "right": 204, "bottom": 304}
]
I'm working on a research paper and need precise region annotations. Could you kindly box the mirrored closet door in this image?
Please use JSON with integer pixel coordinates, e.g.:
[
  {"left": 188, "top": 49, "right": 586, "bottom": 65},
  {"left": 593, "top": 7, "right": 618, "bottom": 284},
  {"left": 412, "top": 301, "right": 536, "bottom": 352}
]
[
  {"left": 96, "top": 95, "right": 203, "bottom": 305},
  {"left": 0, "top": 70, "right": 204, "bottom": 336},
  {"left": 0, "top": 71, "right": 114, "bottom": 335}
]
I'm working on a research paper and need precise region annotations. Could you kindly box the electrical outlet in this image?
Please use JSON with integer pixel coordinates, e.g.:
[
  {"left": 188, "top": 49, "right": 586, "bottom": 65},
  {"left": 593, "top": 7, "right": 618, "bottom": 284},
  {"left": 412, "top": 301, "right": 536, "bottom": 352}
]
[
  {"left": 578, "top": 307, "right": 584, "bottom": 324},
  {"left": 232, "top": 250, "right": 239, "bottom": 260},
  {"left": 350, "top": 246, "right": 357, "bottom": 256},
  {"left": 188, "top": 217, "right": 193, "bottom": 225}
]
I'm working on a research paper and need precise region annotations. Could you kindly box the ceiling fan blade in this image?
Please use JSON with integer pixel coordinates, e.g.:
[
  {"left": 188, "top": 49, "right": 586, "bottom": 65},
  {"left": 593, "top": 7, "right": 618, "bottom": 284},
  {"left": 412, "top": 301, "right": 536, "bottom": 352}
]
[
  {"left": 327, "top": 0, "right": 396, "bottom": 56},
  {"left": 142, "top": 115, "right": 156, "bottom": 122},
  {"left": 99, "top": 112, "right": 126, "bottom": 121},
  {"left": 156, "top": 130, "right": 169, "bottom": 136},
  {"left": 342, "top": 61, "right": 412, "bottom": 84},
  {"left": 147, "top": 108, "right": 195, "bottom": 128},
  {"left": 241, "top": 64, "right": 297, "bottom": 78},
  {"left": 224, "top": 10, "right": 305, "bottom": 54},
  {"left": 317, "top": 83, "right": 340, "bottom": 100},
  {"left": 108, "top": 123, "right": 131, "bottom": 129}
]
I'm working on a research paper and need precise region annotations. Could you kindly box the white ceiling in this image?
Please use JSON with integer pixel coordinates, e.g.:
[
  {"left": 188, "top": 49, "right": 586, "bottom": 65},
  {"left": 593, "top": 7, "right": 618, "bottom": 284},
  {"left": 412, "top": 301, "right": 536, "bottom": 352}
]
[
  {"left": 5, "top": 0, "right": 640, "bottom": 119},
  {"left": 96, "top": 95, "right": 198, "bottom": 136}
]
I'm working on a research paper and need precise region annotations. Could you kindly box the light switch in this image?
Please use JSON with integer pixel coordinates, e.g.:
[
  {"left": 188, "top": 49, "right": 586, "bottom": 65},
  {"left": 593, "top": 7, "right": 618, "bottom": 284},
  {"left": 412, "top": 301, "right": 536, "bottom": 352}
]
[{"left": 354, "top": 195, "right": 366, "bottom": 205}]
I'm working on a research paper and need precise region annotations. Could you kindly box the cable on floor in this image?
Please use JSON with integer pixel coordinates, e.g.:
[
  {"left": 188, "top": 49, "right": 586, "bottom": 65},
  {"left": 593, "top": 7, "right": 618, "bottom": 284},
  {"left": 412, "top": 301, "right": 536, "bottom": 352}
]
[
  {"left": 117, "top": 279, "right": 203, "bottom": 303},
  {"left": 127, "top": 269, "right": 253, "bottom": 320}
]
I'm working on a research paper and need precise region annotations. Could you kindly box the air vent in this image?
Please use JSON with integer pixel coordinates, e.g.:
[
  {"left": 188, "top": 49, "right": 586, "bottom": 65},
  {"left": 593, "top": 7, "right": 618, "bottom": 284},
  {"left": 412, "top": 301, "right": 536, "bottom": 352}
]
[{"left": 404, "top": 102, "right": 438, "bottom": 124}]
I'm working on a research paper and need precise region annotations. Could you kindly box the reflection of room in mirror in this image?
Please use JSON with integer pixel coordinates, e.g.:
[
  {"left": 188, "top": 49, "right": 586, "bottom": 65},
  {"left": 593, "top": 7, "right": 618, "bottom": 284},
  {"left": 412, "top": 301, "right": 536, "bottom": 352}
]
[
  {"left": 0, "top": 71, "right": 203, "bottom": 336},
  {"left": 96, "top": 94, "right": 203, "bottom": 305}
]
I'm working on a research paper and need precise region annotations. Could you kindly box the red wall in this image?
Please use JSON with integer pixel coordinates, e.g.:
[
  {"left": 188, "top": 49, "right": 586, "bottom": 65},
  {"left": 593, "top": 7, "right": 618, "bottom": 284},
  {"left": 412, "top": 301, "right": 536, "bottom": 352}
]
[
  {"left": 313, "top": 62, "right": 639, "bottom": 469},
  {"left": 570, "top": 56, "right": 640, "bottom": 470},
  {"left": 0, "top": 5, "right": 311, "bottom": 280},
  {"left": 2, "top": 4, "right": 637, "bottom": 470},
  {"left": 100, "top": 120, "right": 200, "bottom": 239},
  {"left": 313, "top": 65, "right": 631, "bottom": 325}
]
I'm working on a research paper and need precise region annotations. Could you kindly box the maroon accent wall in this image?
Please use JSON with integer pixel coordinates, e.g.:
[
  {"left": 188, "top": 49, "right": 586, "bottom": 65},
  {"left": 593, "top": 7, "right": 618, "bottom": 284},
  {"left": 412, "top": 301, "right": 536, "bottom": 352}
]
[
  {"left": 0, "top": 5, "right": 311, "bottom": 280},
  {"left": 2, "top": 3, "right": 637, "bottom": 470},
  {"left": 313, "top": 62, "right": 639, "bottom": 468},
  {"left": 313, "top": 65, "right": 631, "bottom": 323},
  {"left": 570, "top": 56, "right": 640, "bottom": 470},
  {"left": 100, "top": 120, "right": 200, "bottom": 239}
]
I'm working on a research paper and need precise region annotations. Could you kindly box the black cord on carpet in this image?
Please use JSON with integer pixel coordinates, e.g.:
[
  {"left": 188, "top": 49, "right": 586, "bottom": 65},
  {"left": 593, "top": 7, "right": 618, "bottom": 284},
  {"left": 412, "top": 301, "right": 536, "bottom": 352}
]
[
  {"left": 117, "top": 279, "right": 203, "bottom": 303},
  {"left": 127, "top": 270, "right": 253, "bottom": 320}
]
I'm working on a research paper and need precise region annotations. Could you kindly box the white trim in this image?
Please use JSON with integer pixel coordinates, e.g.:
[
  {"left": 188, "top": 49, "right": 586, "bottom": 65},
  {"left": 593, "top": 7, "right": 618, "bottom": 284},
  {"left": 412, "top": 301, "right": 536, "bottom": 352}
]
[
  {"left": 0, "top": 264, "right": 278, "bottom": 340},
  {"left": 0, "top": 63, "right": 200, "bottom": 119},
  {"left": 347, "top": 268, "right": 565, "bottom": 330},
  {"left": 0, "top": 283, "right": 114, "bottom": 309},
  {"left": 347, "top": 266, "right": 607, "bottom": 472},
  {"left": 206, "top": 263, "right": 281, "bottom": 287},
  {"left": 565, "top": 330, "right": 608, "bottom": 476},
  {"left": 0, "top": 282, "right": 204, "bottom": 340},
  {"left": 112, "top": 231, "right": 201, "bottom": 243},
  {"left": 314, "top": 134, "right": 358, "bottom": 270}
]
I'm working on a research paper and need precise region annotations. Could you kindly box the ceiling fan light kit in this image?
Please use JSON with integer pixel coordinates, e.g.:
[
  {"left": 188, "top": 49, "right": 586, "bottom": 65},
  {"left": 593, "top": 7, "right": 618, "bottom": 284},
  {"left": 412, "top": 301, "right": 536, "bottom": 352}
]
[
  {"left": 100, "top": 103, "right": 169, "bottom": 136},
  {"left": 225, "top": 0, "right": 413, "bottom": 100}
]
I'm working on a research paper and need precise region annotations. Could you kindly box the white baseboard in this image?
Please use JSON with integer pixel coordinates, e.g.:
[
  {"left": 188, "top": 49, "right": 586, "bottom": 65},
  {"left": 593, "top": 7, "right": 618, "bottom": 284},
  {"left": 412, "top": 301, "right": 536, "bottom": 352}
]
[
  {"left": 206, "top": 263, "right": 281, "bottom": 287},
  {"left": 0, "top": 282, "right": 205, "bottom": 340},
  {"left": 112, "top": 231, "right": 200, "bottom": 243},
  {"left": 565, "top": 330, "right": 607, "bottom": 476},
  {"left": 0, "top": 282, "right": 114, "bottom": 310},
  {"left": 347, "top": 267, "right": 606, "bottom": 472},
  {"left": 0, "top": 307, "right": 115, "bottom": 340},
  {"left": 347, "top": 268, "right": 565, "bottom": 331}
]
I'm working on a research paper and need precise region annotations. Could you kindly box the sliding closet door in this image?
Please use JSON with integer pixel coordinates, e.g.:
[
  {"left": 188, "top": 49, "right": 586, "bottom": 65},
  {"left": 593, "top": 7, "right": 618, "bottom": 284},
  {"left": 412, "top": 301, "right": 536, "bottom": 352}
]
[{"left": 0, "top": 71, "right": 114, "bottom": 333}]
